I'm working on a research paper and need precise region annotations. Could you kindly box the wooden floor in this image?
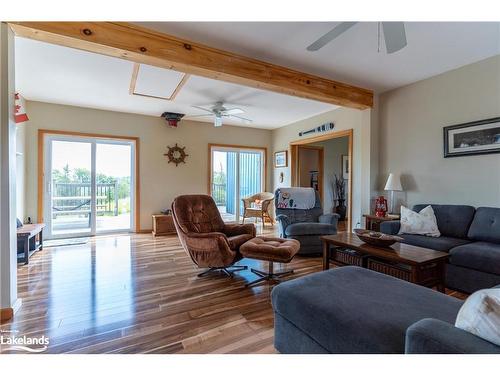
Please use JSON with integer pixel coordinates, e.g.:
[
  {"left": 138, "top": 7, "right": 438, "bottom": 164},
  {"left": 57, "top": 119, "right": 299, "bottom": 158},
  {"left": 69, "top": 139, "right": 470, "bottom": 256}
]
[{"left": 1, "top": 225, "right": 467, "bottom": 354}]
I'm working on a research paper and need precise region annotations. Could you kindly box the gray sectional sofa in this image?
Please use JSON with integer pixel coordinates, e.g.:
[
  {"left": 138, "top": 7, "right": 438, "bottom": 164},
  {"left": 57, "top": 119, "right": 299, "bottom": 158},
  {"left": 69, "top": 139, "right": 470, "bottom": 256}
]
[
  {"left": 272, "top": 266, "right": 500, "bottom": 354},
  {"left": 381, "top": 204, "right": 500, "bottom": 293}
]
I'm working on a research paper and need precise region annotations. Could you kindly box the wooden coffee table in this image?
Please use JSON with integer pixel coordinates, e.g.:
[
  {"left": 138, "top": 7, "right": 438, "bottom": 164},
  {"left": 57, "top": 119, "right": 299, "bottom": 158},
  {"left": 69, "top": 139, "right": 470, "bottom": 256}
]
[{"left": 321, "top": 232, "right": 449, "bottom": 292}]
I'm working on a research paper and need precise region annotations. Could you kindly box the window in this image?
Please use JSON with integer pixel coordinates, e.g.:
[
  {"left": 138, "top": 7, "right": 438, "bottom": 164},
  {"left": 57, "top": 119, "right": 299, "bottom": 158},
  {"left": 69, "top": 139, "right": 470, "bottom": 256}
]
[{"left": 209, "top": 145, "right": 266, "bottom": 222}]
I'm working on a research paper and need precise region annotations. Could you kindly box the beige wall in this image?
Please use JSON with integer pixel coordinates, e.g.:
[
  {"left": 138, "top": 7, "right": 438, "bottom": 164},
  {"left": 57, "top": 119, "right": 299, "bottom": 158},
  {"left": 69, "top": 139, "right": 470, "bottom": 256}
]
[
  {"left": 298, "top": 147, "right": 320, "bottom": 187},
  {"left": 24, "top": 101, "right": 273, "bottom": 230},
  {"left": 379, "top": 55, "right": 500, "bottom": 209},
  {"left": 271, "top": 106, "right": 375, "bottom": 228},
  {"left": 311, "top": 136, "right": 349, "bottom": 214}
]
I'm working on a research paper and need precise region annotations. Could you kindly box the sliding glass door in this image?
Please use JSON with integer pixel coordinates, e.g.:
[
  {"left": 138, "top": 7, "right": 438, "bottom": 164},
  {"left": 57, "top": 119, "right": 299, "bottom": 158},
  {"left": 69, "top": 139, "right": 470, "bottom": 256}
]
[
  {"left": 210, "top": 145, "right": 265, "bottom": 222},
  {"left": 44, "top": 135, "right": 135, "bottom": 239}
]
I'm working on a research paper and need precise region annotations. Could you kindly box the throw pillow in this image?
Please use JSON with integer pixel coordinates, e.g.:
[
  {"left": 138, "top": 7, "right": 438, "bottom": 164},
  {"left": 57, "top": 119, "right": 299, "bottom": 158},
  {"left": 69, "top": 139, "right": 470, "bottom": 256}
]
[
  {"left": 398, "top": 205, "right": 440, "bottom": 237},
  {"left": 455, "top": 288, "right": 500, "bottom": 346}
]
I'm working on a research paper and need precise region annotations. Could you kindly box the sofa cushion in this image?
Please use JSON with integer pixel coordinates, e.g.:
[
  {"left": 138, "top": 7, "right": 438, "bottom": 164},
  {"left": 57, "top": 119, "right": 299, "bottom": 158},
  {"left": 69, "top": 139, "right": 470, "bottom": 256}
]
[
  {"left": 468, "top": 207, "right": 500, "bottom": 244},
  {"left": 400, "top": 234, "right": 470, "bottom": 252},
  {"left": 399, "top": 205, "right": 440, "bottom": 237},
  {"left": 455, "top": 288, "right": 500, "bottom": 346},
  {"left": 285, "top": 222, "right": 337, "bottom": 236},
  {"left": 449, "top": 242, "right": 500, "bottom": 275},
  {"left": 271, "top": 266, "right": 463, "bottom": 353},
  {"left": 413, "top": 204, "right": 475, "bottom": 239}
]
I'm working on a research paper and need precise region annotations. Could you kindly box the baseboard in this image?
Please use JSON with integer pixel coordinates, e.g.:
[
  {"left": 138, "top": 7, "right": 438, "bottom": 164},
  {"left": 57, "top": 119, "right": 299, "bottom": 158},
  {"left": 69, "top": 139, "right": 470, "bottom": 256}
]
[
  {"left": 0, "top": 298, "right": 22, "bottom": 323},
  {"left": 0, "top": 307, "right": 13, "bottom": 322},
  {"left": 12, "top": 298, "right": 22, "bottom": 314},
  {"left": 136, "top": 229, "right": 153, "bottom": 234}
]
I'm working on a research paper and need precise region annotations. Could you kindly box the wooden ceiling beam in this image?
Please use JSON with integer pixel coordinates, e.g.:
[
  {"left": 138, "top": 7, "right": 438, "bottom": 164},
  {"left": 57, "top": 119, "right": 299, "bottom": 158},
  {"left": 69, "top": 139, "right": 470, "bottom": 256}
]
[{"left": 9, "top": 22, "right": 373, "bottom": 109}]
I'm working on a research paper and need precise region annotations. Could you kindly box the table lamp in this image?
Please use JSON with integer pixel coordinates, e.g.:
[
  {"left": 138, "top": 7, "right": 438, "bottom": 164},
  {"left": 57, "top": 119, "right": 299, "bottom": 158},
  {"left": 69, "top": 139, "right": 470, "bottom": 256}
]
[{"left": 384, "top": 173, "right": 403, "bottom": 214}]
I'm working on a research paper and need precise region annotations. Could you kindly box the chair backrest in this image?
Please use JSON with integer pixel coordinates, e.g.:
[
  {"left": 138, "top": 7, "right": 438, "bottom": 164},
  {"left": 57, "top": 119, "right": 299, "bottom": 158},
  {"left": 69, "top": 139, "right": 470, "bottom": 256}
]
[
  {"left": 244, "top": 192, "right": 274, "bottom": 202},
  {"left": 172, "top": 194, "right": 225, "bottom": 234},
  {"left": 274, "top": 189, "right": 323, "bottom": 224}
]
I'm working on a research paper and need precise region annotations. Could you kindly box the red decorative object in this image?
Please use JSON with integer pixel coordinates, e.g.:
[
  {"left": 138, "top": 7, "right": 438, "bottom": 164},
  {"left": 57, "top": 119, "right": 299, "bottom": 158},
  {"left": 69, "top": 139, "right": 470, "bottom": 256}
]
[
  {"left": 161, "top": 112, "right": 184, "bottom": 128},
  {"left": 375, "top": 196, "right": 388, "bottom": 217},
  {"left": 14, "top": 93, "right": 29, "bottom": 124}
]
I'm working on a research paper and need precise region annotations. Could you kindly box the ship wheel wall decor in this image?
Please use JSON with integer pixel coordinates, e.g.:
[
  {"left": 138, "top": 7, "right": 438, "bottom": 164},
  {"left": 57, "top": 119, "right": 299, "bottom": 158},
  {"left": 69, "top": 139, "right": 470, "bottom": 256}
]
[{"left": 164, "top": 143, "right": 188, "bottom": 166}]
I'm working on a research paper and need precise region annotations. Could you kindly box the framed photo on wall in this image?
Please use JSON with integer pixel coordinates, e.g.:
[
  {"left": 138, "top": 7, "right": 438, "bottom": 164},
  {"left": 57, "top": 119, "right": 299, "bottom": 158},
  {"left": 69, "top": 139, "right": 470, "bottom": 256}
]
[
  {"left": 342, "top": 155, "right": 349, "bottom": 179},
  {"left": 444, "top": 117, "right": 500, "bottom": 158},
  {"left": 274, "top": 150, "right": 288, "bottom": 168}
]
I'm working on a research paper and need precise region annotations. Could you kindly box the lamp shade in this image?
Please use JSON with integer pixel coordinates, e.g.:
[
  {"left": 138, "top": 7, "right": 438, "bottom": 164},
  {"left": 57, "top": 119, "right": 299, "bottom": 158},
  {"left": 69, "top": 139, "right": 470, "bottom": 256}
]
[{"left": 384, "top": 173, "right": 402, "bottom": 191}]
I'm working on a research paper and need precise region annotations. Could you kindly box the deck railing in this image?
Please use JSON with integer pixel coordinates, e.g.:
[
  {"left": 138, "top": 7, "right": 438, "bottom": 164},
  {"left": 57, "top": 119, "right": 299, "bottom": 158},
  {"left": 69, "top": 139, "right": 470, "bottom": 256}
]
[
  {"left": 52, "top": 182, "right": 118, "bottom": 217},
  {"left": 212, "top": 183, "right": 226, "bottom": 206}
]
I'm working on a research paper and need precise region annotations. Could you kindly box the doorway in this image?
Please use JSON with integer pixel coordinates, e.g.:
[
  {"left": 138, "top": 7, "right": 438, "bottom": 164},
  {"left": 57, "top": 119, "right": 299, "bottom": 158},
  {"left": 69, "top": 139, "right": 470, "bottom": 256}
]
[
  {"left": 296, "top": 145, "right": 324, "bottom": 201},
  {"left": 290, "top": 129, "right": 353, "bottom": 231},
  {"left": 41, "top": 131, "right": 137, "bottom": 239},
  {"left": 208, "top": 144, "right": 266, "bottom": 222}
]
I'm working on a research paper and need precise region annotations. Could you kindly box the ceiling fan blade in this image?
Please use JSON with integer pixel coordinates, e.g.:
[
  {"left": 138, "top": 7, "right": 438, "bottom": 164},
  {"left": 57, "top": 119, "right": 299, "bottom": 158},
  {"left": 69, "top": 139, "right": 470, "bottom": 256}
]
[
  {"left": 382, "top": 22, "right": 407, "bottom": 54},
  {"left": 192, "top": 105, "right": 214, "bottom": 114},
  {"left": 185, "top": 114, "right": 213, "bottom": 118},
  {"left": 222, "top": 108, "right": 244, "bottom": 115},
  {"left": 228, "top": 114, "right": 253, "bottom": 123},
  {"left": 214, "top": 116, "right": 223, "bottom": 127},
  {"left": 306, "top": 22, "right": 357, "bottom": 51}
]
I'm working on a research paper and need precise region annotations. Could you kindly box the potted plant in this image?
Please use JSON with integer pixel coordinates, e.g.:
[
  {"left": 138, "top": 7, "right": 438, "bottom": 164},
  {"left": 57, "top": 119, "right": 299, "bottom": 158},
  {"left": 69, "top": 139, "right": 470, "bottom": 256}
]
[{"left": 332, "top": 174, "right": 346, "bottom": 220}]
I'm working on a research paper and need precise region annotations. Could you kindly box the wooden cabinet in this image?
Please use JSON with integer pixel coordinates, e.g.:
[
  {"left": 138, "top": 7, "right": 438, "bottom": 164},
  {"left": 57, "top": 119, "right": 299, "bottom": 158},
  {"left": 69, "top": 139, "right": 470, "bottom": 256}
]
[{"left": 152, "top": 214, "right": 177, "bottom": 236}]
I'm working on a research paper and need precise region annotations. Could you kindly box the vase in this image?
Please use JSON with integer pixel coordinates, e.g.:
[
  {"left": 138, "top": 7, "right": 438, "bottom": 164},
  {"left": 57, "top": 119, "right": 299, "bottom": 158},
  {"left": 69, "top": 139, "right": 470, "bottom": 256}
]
[{"left": 335, "top": 199, "right": 347, "bottom": 221}]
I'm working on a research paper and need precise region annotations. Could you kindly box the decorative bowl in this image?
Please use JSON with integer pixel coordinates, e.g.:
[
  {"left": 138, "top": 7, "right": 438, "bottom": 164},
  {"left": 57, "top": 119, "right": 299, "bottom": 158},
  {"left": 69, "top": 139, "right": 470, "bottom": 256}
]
[{"left": 353, "top": 229, "right": 403, "bottom": 247}]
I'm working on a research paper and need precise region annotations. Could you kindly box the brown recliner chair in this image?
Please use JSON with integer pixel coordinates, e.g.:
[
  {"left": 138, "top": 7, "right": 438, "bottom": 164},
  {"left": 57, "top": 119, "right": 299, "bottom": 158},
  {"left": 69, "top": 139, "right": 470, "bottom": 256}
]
[{"left": 172, "top": 194, "right": 256, "bottom": 277}]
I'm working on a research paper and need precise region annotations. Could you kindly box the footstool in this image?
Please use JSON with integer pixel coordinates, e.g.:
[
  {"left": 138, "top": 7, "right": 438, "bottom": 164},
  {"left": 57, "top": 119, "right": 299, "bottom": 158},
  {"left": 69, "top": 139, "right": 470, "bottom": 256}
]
[{"left": 240, "top": 236, "right": 300, "bottom": 287}]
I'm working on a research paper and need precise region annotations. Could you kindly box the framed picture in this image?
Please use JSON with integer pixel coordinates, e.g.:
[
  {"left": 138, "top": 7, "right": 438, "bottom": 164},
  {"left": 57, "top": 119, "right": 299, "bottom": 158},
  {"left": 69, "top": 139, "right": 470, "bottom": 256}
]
[
  {"left": 342, "top": 155, "right": 349, "bottom": 179},
  {"left": 444, "top": 117, "right": 500, "bottom": 158},
  {"left": 274, "top": 150, "right": 288, "bottom": 168}
]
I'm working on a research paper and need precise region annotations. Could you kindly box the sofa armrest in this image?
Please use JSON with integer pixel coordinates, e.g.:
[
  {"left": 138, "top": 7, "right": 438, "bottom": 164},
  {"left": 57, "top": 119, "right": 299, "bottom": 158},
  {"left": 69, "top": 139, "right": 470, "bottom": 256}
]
[
  {"left": 223, "top": 223, "right": 256, "bottom": 237},
  {"left": 319, "top": 213, "right": 340, "bottom": 226},
  {"left": 380, "top": 220, "right": 401, "bottom": 235},
  {"left": 275, "top": 214, "right": 290, "bottom": 238},
  {"left": 405, "top": 318, "right": 500, "bottom": 354}
]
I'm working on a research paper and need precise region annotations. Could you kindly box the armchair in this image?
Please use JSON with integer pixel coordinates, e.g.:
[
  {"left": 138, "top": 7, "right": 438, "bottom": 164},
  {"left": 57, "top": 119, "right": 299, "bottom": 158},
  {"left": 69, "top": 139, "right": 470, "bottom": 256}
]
[
  {"left": 275, "top": 189, "right": 339, "bottom": 255},
  {"left": 172, "top": 194, "right": 256, "bottom": 277},
  {"left": 241, "top": 192, "right": 274, "bottom": 227}
]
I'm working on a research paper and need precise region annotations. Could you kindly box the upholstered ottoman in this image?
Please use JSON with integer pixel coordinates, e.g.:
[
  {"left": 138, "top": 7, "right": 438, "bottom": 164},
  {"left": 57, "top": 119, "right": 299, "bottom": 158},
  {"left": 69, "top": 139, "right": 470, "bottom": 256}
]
[
  {"left": 240, "top": 236, "right": 300, "bottom": 287},
  {"left": 272, "top": 266, "right": 464, "bottom": 353}
]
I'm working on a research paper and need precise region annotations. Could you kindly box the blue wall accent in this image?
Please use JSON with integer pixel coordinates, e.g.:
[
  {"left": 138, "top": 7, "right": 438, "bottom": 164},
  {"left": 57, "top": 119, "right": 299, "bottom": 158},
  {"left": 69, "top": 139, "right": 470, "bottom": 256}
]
[
  {"left": 239, "top": 152, "right": 262, "bottom": 213},
  {"left": 225, "top": 151, "right": 262, "bottom": 216},
  {"left": 226, "top": 152, "right": 237, "bottom": 214}
]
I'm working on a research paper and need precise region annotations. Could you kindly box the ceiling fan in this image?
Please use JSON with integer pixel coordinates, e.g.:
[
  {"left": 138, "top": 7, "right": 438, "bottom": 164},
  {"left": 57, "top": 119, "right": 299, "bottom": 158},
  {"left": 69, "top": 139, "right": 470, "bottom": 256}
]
[
  {"left": 307, "top": 22, "right": 407, "bottom": 54},
  {"left": 188, "top": 102, "right": 252, "bottom": 127}
]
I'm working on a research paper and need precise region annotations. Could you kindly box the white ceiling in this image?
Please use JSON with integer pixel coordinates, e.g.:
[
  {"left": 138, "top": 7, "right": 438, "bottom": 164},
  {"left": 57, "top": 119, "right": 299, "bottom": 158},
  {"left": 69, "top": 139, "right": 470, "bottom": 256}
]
[
  {"left": 15, "top": 37, "right": 335, "bottom": 129},
  {"left": 136, "top": 22, "right": 500, "bottom": 92},
  {"left": 15, "top": 22, "right": 500, "bottom": 129}
]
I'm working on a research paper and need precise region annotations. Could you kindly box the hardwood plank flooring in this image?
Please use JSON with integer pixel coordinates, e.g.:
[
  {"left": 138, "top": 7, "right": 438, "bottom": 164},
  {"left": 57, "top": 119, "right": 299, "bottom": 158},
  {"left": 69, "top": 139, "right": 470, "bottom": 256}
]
[{"left": 1, "top": 225, "right": 467, "bottom": 354}]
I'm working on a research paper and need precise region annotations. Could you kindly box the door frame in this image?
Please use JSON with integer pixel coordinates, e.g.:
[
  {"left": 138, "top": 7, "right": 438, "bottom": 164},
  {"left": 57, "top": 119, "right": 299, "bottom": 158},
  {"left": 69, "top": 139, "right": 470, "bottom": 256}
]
[
  {"left": 296, "top": 145, "right": 324, "bottom": 202},
  {"left": 38, "top": 129, "right": 141, "bottom": 234},
  {"left": 207, "top": 143, "right": 267, "bottom": 222},
  {"left": 290, "top": 129, "right": 353, "bottom": 232}
]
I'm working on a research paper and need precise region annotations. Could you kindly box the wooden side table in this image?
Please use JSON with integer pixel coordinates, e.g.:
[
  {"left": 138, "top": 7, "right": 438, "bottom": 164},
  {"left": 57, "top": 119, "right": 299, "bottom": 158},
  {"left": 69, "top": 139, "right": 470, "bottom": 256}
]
[
  {"left": 152, "top": 214, "right": 177, "bottom": 236},
  {"left": 17, "top": 223, "right": 45, "bottom": 265},
  {"left": 363, "top": 214, "right": 400, "bottom": 232}
]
